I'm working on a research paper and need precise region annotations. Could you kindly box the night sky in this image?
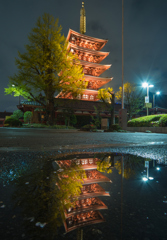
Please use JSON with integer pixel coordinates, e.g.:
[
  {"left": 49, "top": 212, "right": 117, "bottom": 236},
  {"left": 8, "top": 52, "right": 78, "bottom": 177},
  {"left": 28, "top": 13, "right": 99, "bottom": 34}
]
[{"left": 1, "top": 0, "right": 167, "bottom": 112}]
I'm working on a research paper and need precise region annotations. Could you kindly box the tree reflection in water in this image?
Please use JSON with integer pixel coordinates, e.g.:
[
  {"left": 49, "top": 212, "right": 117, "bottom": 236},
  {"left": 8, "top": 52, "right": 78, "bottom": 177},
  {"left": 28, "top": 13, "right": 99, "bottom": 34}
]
[
  {"left": 10, "top": 153, "right": 148, "bottom": 239},
  {"left": 96, "top": 155, "right": 114, "bottom": 173},
  {"left": 12, "top": 160, "right": 85, "bottom": 239},
  {"left": 114, "top": 154, "right": 149, "bottom": 179}
]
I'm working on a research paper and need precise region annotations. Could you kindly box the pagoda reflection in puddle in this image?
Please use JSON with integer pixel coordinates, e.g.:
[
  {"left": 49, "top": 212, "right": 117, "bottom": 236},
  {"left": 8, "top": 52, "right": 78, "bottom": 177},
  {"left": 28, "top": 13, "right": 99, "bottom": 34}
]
[
  {"left": 55, "top": 156, "right": 112, "bottom": 233},
  {"left": 2, "top": 152, "right": 166, "bottom": 240}
]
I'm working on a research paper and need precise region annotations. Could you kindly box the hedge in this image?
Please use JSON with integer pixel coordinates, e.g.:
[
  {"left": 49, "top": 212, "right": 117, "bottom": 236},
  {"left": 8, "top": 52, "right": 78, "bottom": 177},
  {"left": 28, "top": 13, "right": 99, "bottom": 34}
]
[
  {"left": 4, "top": 118, "right": 22, "bottom": 127},
  {"left": 127, "top": 114, "right": 167, "bottom": 127}
]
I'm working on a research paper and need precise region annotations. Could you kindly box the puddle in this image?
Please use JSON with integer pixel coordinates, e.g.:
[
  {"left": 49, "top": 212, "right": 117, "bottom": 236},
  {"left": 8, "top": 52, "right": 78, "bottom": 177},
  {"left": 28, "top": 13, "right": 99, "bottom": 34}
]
[{"left": 0, "top": 152, "right": 167, "bottom": 240}]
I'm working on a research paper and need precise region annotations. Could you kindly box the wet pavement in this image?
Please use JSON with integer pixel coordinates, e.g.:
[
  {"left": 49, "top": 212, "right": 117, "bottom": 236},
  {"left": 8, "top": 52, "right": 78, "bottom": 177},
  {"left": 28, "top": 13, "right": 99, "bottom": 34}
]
[
  {"left": 0, "top": 128, "right": 167, "bottom": 239},
  {"left": 0, "top": 152, "right": 167, "bottom": 240},
  {"left": 0, "top": 128, "right": 167, "bottom": 162},
  {"left": 0, "top": 128, "right": 167, "bottom": 151}
]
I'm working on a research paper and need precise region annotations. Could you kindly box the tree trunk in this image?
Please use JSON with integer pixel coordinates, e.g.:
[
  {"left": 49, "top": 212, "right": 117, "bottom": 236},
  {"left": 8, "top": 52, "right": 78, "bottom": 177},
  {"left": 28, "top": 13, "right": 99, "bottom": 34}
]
[
  {"left": 46, "top": 99, "right": 55, "bottom": 125},
  {"left": 110, "top": 93, "right": 115, "bottom": 125}
]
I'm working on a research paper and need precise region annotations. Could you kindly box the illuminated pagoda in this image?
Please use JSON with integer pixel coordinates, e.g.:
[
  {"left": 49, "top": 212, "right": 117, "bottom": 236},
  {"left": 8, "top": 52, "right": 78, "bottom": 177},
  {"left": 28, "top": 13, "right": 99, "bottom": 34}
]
[
  {"left": 55, "top": 156, "right": 112, "bottom": 233},
  {"left": 57, "top": 2, "right": 112, "bottom": 102},
  {"left": 17, "top": 2, "right": 116, "bottom": 124}
]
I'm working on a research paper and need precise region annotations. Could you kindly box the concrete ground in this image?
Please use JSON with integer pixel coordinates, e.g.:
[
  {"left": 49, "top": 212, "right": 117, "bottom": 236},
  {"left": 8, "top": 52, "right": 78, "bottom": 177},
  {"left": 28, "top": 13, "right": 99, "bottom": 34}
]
[{"left": 0, "top": 128, "right": 167, "bottom": 161}]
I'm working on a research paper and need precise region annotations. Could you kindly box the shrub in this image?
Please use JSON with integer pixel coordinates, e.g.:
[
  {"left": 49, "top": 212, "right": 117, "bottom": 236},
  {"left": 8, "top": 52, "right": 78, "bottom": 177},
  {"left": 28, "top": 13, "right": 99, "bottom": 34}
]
[
  {"left": 110, "top": 124, "right": 121, "bottom": 131},
  {"left": 4, "top": 118, "right": 22, "bottom": 127},
  {"left": 4, "top": 124, "right": 9, "bottom": 127},
  {"left": 80, "top": 124, "right": 96, "bottom": 131},
  {"left": 127, "top": 114, "right": 166, "bottom": 127},
  {"left": 22, "top": 123, "right": 75, "bottom": 129},
  {"left": 150, "top": 121, "right": 159, "bottom": 127},
  {"left": 159, "top": 115, "right": 167, "bottom": 127},
  {"left": 11, "top": 110, "right": 23, "bottom": 120},
  {"left": 24, "top": 111, "right": 33, "bottom": 123}
]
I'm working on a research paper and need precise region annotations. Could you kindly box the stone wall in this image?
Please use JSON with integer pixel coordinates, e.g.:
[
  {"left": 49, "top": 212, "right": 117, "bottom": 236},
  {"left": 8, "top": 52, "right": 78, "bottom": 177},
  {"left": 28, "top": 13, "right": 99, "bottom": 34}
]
[{"left": 127, "top": 127, "right": 167, "bottom": 133}]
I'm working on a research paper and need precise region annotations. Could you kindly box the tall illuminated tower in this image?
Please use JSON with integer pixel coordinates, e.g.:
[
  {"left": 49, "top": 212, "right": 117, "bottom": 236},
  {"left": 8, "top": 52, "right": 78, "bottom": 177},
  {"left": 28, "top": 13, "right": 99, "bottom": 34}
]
[{"left": 57, "top": 2, "right": 112, "bottom": 102}]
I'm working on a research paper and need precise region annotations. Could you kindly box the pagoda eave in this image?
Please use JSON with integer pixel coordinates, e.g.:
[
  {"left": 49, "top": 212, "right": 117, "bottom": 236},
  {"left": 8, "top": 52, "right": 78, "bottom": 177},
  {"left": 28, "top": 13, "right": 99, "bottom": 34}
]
[
  {"left": 85, "top": 75, "right": 113, "bottom": 82},
  {"left": 63, "top": 210, "right": 105, "bottom": 233},
  {"left": 68, "top": 42, "right": 109, "bottom": 57},
  {"left": 78, "top": 191, "right": 110, "bottom": 200},
  {"left": 80, "top": 60, "right": 112, "bottom": 69},
  {"left": 67, "top": 29, "right": 108, "bottom": 49},
  {"left": 64, "top": 198, "right": 108, "bottom": 218},
  {"left": 80, "top": 89, "right": 98, "bottom": 94}
]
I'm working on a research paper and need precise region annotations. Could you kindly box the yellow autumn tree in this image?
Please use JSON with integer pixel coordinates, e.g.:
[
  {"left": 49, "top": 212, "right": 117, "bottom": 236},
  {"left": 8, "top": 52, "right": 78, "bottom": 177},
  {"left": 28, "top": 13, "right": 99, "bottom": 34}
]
[
  {"left": 98, "top": 87, "right": 115, "bottom": 127},
  {"left": 115, "top": 82, "right": 144, "bottom": 119}
]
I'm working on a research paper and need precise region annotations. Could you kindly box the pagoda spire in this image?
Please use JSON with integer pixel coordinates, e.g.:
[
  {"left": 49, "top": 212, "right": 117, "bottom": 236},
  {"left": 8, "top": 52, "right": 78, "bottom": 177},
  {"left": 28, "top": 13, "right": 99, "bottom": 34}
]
[{"left": 80, "top": 2, "right": 86, "bottom": 34}]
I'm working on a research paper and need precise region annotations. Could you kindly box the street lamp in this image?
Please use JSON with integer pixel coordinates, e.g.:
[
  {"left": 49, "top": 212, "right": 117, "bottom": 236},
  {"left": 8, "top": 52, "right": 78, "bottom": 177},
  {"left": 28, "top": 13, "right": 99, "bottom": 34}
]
[{"left": 142, "top": 82, "right": 154, "bottom": 116}]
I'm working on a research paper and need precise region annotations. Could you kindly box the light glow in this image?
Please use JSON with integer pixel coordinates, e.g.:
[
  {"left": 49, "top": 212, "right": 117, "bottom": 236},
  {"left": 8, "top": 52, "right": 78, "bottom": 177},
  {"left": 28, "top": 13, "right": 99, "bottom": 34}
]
[
  {"left": 142, "top": 82, "right": 148, "bottom": 88},
  {"left": 142, "top": 177, "right": 148, "bottom": 181}
]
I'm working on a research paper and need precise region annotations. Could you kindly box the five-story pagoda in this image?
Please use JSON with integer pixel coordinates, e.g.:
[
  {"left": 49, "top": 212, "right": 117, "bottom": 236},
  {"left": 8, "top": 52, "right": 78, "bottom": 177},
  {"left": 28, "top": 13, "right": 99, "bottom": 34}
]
[{"left": 57, "top": 2, "right": 112, "bottom": 102}]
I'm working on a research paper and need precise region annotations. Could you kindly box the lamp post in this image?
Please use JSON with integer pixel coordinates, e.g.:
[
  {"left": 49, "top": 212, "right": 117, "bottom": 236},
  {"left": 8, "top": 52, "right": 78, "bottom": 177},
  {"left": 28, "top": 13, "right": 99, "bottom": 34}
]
[
  {"left": 142, "top": 82, "right": 154, "bottom": 116},
  {"left": 122, "top": 0, "right": 124, "bottom": 109}
]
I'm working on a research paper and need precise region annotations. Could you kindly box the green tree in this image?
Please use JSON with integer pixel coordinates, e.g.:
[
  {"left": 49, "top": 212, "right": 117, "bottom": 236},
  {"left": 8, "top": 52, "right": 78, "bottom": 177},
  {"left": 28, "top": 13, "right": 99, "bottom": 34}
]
[
  {"left": 5, "top": 13, "right": 87, "bottom": 125},
  {"left": 90, "top": 106, "right": 101, "bottom": 129},
  {"left": 11, "top": 109, "right": 23, "bottom": 120},
  {"left": 24, "top": 111, "right": 33, "bottom": 123},
  {"left": 115, "top": 82, "right": 144, "bottom": 120},
  {"left": 98, "top": 87, "right": 115, "bottom": 127}
]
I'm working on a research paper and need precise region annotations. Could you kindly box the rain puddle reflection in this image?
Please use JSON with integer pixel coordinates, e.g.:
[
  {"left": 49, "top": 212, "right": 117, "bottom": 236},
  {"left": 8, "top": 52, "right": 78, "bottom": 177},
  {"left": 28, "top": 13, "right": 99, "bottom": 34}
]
[{"left": 0, "top": 152, "right": 167, "bottom": 240}]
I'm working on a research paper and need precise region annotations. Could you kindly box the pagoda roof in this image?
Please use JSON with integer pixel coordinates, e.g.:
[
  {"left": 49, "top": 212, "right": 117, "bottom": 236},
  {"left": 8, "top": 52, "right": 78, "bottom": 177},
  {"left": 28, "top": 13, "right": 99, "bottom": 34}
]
[
  {"left": 79, "top": 183, "right": 110, "bottom": 199},
  {"left": 67, "top": 29, "right": 108, "bottom": 50},
  {"left": 56, "top": 159, "right": 99, "bottom": 170},
  {"left": 80, "top": 60, "right": 111, "bottom": 69},
  {"left": 64, "top": 197, "right": 108, "bottom": 218},
  {"left": 83, "top": 170, "right": 112, "bottom": 185},
  {"left": 85, "top": 75, "right": 113, "bottom": 83},
  {"left": 68, "top": 42, "right": 109, "bottom": 58},
  {"left": 63, "top": 210, "right": 105, "bottom": 233},
  {"left": 75, "top": 89, "right": 98, "bottom": 94},
  {"left": 78, "top": 191, "right": 110, "bottom": 199},
  {"left": 82, "top": 89, "right": 98, "bottom": 94}
]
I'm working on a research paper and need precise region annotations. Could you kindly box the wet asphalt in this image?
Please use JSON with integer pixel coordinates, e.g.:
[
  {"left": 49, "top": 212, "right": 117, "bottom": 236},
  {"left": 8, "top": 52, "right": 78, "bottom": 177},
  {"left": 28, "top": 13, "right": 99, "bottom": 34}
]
[
  {"left": 0, "top": 128, "right": 167, "bottom": 161},
  {"left": 0, "top": 128, "right": 167, "bottom": 240}
]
